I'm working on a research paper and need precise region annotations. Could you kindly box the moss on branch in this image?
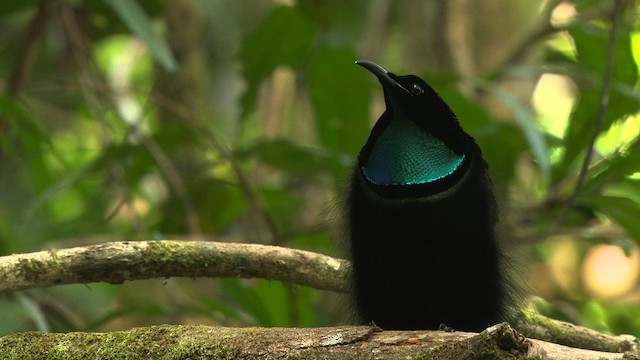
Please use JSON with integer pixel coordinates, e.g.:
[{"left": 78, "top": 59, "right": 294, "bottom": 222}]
[{"left": 0, "top": 240, "right": 350, "bottom": 293}]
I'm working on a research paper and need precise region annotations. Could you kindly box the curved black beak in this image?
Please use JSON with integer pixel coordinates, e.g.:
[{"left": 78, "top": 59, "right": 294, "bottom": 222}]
[{"left": 355, "top": 60, "right": 409, "bottom": 94}]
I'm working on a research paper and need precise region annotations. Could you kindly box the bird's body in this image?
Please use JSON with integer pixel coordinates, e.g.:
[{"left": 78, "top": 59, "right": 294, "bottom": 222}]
[{"left": 348, "top": 60, "right": 505, "bottom": 331}]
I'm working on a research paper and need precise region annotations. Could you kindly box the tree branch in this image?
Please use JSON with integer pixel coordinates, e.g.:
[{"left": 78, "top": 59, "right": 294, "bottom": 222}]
[
  {"left": 551, "top": 0, "right": 627, "bottom": 232},
  {"left": 516, "top": 310, "right": 638, "bottom": 353},
  {"left": 2, "top": 240, "right": 639, "bottom": 354},
  {"left": 0, "top": 240, "right": 350, "bottom": 293},
  {"left": 0, "top": 322, "right": 631, "bottom": 359},
  {"left": 7, "top": 0, "right": 51, "bottom": 96},
  {"left": 497, "top": 1, "right": 615, "bottom": 73}
]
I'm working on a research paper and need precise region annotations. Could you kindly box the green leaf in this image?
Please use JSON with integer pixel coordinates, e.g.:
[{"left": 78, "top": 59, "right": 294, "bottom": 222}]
[
  {"left": 580, "top": 300, "right": 610, "bottom": 333},
  {"left": 474, "top": 123, "right": 529, "bottom": 199},
  {"left": 196, "top": 181, "right": 247, "bottom": 233},
  {"left": 220, "top": 279, "right": 273, "bottom": 326},
  {"left": 434, "top": 86, "right": 527, "bottom": 191},
  {"left": 259, "top": 186, "right": 303, "bottom": 234},
  {"left": 193, "top": 296, "right": 245, "bottom": 324},
  {"left": 23, "top": 142, "right": 134, "bottom": 228},
  {"left": 0, "top": 95, "right": 54, "bottom": 191},
  {"left": 307, "top": 46, "right": 370, "bottom": 157},
  {"left": 16, "top": 293, "right": 50, "bottom": 332},
  {"left": 473, "top": 80, "right": 550, "bottom": 182},
  {"left": 585, "top": 195, "right": 640, "bottom": 243},
  {"left": 434, "top": 86, "right": 493, "bottom": 133},
  {"left": 554, "top": 24, "right": 639, "bottom": 182},
  {"left": 239, "top": 6, "right": 316, "bottom": 118},
  {"left": 255, "top": 280, "right": 290, "bottom": 326},
  {"left": 236, "top": 139, "right": 341, "bottom": 177},
  {"left": 574, "top": 0, "right": 610, "bottom": 11},
  {"left": 254, "top": 280, "right": 317, "bottom": 327},
  {"left": 286, "top": 230, "right": 335, "bottom": 255},
  {"left": 584, "top": 146, "right": 640, "bottom": 192},
  {"left": 614, "top": 178, "right": 640, "bottom": 201},
  {"left": 571, "top": 24, "right": 638, "bottom": 83},
  {"left": 555, "top": 87, "right": 639, "bottom": 182},
  {"left": 298, "top": 1, "right": 368, "bottom": 45},
  {"left": 0, "top": 298, "right": 29, "bottom": 335},
  {"left": 103, "top": 0, "right": 177, "bottom": 72}
]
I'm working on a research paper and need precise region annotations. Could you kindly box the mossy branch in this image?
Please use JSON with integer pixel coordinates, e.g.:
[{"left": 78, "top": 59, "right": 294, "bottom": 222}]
[
  {"left": 515, "top": 310, "right": 639, "bottom": 354},
  {"left": 0, "top": 240, "right": 350, "bottom": 293},
  {"left": 1, "top": 240, "right": 638, "bottom": 355},
  {"left": 1, "top": 323, "right": 633, "bottom": 360}
]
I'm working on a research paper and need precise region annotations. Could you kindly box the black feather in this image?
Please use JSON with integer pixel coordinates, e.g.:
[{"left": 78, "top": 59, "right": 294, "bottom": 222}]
[{"left": 348, "top": 60, "right": 506, "bottom": 331}]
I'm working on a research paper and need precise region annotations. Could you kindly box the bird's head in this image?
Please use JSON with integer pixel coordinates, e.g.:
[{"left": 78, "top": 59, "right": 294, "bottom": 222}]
[
  {"left": 355, "top": 60, "right": 473, "bottom": 195},
  {"left": 356, "top": 60, "right": 468, "bottom": 155}
]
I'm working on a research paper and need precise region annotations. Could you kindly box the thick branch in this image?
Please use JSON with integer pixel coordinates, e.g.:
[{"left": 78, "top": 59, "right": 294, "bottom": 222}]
[
  {"left": 2, "top": 240, "right": 639, "bottom": 354},
  {"left": 0, "top": 323, "right": 630, "bottom": 359},
  {"left": 0, "top": 240, "right": 350, "bottom": 293}
]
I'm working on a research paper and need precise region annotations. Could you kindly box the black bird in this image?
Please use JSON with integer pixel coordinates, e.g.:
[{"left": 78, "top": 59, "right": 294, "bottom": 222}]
[{"left": 348, "top": 60, "right": 506, "bottom": 331}]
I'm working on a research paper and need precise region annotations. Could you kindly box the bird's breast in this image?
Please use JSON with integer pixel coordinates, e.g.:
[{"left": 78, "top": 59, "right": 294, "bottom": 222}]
[{"left": 361, "top": 118, "right": 467, "bottom": 187}]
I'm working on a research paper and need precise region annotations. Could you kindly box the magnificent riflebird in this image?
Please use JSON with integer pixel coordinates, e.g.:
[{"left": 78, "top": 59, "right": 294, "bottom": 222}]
[{"left": 348, "top": 60, "right": 506, "bottom": 331}]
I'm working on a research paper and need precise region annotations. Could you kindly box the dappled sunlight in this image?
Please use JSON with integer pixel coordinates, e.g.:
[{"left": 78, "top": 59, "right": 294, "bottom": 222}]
[
  {"left": 533, "top": 73, "right": 576, "bottom": 139},
  {"left": 583, "top": 244, "right": 640, "bottom": 299}
]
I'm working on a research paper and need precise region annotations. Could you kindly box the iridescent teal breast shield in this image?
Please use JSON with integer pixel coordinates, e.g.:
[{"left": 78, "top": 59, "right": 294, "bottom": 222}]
[{"left": 361, "top": 116, "right": 466, "bottom": 187}]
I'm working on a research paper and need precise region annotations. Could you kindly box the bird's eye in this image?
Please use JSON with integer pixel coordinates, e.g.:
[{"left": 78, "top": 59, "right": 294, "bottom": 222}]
[{"left": 410, "top": 83, "right": 424, "bottom": 95}]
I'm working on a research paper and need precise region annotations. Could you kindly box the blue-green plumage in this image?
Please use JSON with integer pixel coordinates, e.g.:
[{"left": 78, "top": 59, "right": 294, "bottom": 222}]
[
  {"left": 348, "top": 60, "right": 505, "bottom": 331},
  {"left": 362, "top": 111, "right": 466, "bottom": 186}
]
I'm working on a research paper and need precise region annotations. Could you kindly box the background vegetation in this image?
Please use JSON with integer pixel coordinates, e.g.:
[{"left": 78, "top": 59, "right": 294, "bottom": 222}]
[{"left": 1, "top": 0, "right": 639, "bottom": 337}]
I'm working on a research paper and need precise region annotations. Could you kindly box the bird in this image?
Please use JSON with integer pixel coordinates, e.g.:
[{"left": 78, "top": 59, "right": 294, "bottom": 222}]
[{"left": 347, "top": 60, "right": 506, "bottom": 331}]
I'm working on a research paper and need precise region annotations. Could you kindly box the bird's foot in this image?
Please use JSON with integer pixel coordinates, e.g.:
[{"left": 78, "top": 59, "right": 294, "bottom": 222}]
[
  {"left": 368, "top": 320, "right": 383, "bottom": 331},
  {"left": 438, "top": 323, "right": 455, "bottom": 332}
]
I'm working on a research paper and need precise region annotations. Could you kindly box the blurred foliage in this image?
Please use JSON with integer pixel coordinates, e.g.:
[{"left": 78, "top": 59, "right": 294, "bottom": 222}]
[{"left": 0, "top": 0, "right": 640, "bottom": 337}]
